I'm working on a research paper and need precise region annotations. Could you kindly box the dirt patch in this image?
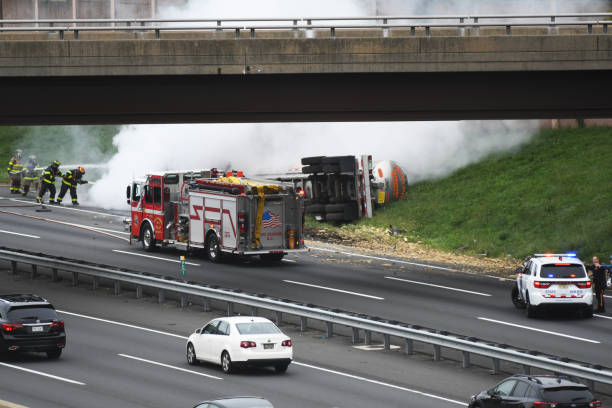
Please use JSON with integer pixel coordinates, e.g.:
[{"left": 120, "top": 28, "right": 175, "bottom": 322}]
[{"left": 305, "top": 225, "right": 520, "bottom": 277}]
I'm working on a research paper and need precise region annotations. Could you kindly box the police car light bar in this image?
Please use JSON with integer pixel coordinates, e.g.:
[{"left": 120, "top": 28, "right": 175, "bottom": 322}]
[{"left": 534, "top": 253, "right": 577, "bottom": 258}]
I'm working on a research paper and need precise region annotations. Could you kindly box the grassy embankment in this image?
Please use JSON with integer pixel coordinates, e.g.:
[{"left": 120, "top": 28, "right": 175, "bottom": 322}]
[
  {"left": 0, "top": 125, "right": 119, "bottom": 183},
  {"left": 307, "top": 127, "right": 612, "bottom": 261}
]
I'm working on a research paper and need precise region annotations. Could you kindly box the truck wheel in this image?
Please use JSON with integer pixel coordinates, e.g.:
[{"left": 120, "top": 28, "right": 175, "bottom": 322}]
[
  {"left": 260, "top": 253, "right": 284, "bottom": 262},
  {"left": 302, "top": 165, "right": 323, "bottom": 174},
  {"left": 305, "top": 203, "right": 325, "bottom": 214},
  {"left": 324, "top": 203, "right": 347, "bottom": 212},
  {"left": 206, "top": 234, "right": 222, "bottom": 263},
  {"left": 141, "top": 224, "right": 157, "bottom": 252},
  {"left": 325, "top": 212, "right": 345, "bottom": 222},
  {"left": 511, "top": 284, "right": 526, "bottom": 309},
  {"left": 301, "top": 156, "right": 324, "bottom": 165}
]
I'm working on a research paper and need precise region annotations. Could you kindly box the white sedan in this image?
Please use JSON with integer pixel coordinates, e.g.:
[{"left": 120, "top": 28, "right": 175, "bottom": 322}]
[{"left": 186, "top": 316, "right": 293, "bottom": 374}]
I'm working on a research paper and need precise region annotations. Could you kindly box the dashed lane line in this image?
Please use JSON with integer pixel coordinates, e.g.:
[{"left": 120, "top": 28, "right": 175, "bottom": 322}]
[
  {"left": 112, "top": 250, "right": 200, "bottom": 266},
  {"left": 283, "top": 279, "right": 384, "bottom": 300},
  {"left": 478, "top": 317, "right": 600, "bottom": 344},
  {"left": 0, "top": 229, "right": 39, "bottom": 239},
  {"left": 118, "top": 354, "right": 222, "bottom": 380},
  {"left": 6, "top": 197, "right": 125, "bottom": 218},
  {"left": 385, "top": 276, "right": 492, "bottom": 297},
  {"left": 0, "top": 362, "right": 86, "bottom": 386}
]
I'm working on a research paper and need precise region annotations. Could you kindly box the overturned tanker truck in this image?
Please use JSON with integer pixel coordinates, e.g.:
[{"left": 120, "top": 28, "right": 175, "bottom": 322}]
[
  {"left": 126, "top": 169, "right": 307, "bottom": 262},
  {"left": 270, "top": 155, "right": 409, "bottom": 222}
]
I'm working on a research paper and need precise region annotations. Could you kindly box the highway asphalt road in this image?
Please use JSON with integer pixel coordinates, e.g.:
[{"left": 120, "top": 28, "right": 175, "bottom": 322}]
[
  {"left": 1, "top": 190, "right": 611, "bottom": 370},
  {"left": 0, "top": 269, "right": 503, "bottom": 408}
]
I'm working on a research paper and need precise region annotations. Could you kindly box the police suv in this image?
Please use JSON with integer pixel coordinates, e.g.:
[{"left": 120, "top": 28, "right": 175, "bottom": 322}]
[{"left": 511, "top": 253, "right": 593, "bottom": 318}]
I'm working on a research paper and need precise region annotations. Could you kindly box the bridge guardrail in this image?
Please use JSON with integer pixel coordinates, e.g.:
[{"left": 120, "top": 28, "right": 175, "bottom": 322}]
[
  {"left": 1, "top": 247, "right": 611, "bottom": 387},
  {"left": 0, "top": 14, "right": 610, "bottom": 39}
]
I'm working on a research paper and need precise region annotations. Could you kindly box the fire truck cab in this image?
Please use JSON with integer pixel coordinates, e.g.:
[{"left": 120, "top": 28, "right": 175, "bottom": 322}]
[{"left": 126, "top": 169, "right": 307, "bottom": 262}]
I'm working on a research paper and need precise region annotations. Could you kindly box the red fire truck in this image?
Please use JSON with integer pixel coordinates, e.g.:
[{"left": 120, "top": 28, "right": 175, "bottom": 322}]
[{"left": 126, "top": 169, "right": 307, "bottom": 262}]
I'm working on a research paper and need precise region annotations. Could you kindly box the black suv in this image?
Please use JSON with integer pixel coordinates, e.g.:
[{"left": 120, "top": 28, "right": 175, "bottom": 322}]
[
  {"left": 0, "top": 294, "right": 66, "bottom": 359},
  {"left": 468, "top": 374, "right": 601, "bottom": 408}
]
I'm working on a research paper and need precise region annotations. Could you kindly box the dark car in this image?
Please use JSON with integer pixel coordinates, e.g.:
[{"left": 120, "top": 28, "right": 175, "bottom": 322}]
[
  {"left": 0, "top": 294, "right": 66, "bottom": 359},
  {"left": 468, "top": 374, "right": 601, "bottom": 408},
  {"left": 193, "top": 396, "right": 273, "bottom": 408}
]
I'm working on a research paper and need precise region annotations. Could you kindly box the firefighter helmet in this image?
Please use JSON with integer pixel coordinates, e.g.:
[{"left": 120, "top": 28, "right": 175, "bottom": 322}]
[
  {"left": 78, "top": 167, "right": 85, "bottom": 174},
  {"left": 15, "top": 149, "right": 23, "bottom": 158},
  {"left": 52, "top": 160, "right": 61, "bottom": 167}
]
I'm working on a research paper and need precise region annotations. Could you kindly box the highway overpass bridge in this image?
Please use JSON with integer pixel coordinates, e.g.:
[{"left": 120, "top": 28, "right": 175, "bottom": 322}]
[{"left": 0, "top": 15, "right": 611, "bottom": 125}]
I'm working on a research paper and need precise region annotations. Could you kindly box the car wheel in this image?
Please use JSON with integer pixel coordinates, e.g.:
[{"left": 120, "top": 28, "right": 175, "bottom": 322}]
[
  {"left": 46, "top": 349, "right": 62, "bottom": 359},
  {"left": 141, "top": 224, "right": 156, "bottom": 252},
  {"left": 583, "top": 306, "right": 593, "bottom": 318},
  {"left": 525, "top": 291, "right": 537, "bottom": 318},
  {"left": 186, "top": 343, "right": 198, "bottom": 365},
  {"left": 221, "top": 351, "right": 233, "bottom": 374},
  {"left": 206, "top": 234, "right": 222, "bottom": 263},
  {"left": 275, "top": 363, "right": 289, "bottom": 373},
  {"left": 511, "top": 284, "right": 526, "bottom": 309}
]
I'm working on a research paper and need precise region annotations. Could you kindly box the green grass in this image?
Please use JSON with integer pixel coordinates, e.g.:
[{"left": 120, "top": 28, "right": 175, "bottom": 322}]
[
  {"left": 309, "top": 127, "right": 612, "bottom": 260},
  {"left": 0, "top": 125, "right": 119, "bottom": 182}
]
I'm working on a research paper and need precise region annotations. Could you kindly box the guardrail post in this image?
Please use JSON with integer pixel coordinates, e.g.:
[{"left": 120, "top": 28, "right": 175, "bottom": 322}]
[
  {"left": 382, "top": 18, "right": 388, "bottom": 38},
  {"left": 216, "top": 20, "right": 221, "bottom": 32},
  {"left": 158, "top": 289, "right": 164, "bottom": 303},
  {"left": 30, "top": 265, "right": 37, "bottom": 279},
  {"left": 604, "top": 24, "right": 608, "bottom": 34},
  {"left": 364, "top": 330, "right": 372, "bottom": 345},
  {"left": 74, "top": 30, "right": 79, "bottom": 40},
  {"left": 180, "top": 295, "right": 187, "bottom": 309},
  {"left": 425, "top": 26, "right": 430, "bottom": 37},
  {"left": 227, "top": 302, "right": 233, "bottom": 316},
  {"left": 300, "top": 316, "right": 307, "bottom": 332},
  {"left": 136, "top": 286, "right": 142, "bottom": 299},
  {"left": 330, "top": 27, "right": 335, "bottom": 39},
  {"left": 92, "top": 276, "right": 99, "bottom": 290},
  {"left": 473, "top": 17, "right": 479, "bottom": 36},
  {"left": 492, "top": 358, "right": 500, "bottom": 374},
  {"left": 326, "top": 322, "right": 333, "bottom": 338},
  {"left": 251, "top": 306, "right": 258, "bottom": 316},
  {"left": 462, "top": 351, "right": 470, "bottom": 368},
  {"left": 72, "top": 272, "right": 78, "bottom": 286},
  {"left": 59, "top": 30, "right": 64, "bottom": 40},
  {"left": 588, "top": 24, "right": 593, "bottom": 35},
  {"left": 275, "top": 311, "right": 282, "bottom": 326},
  {"left": 155, "top": 29, "right": 160, "bottom": 39},
  {"left": 433, "top": 344, "right": 441, "bottom": 361},
  {"left": 383, "top": 334, "right": 391, "bottom": 350},
  {"left": 114, "top": 281, "right": 121, "bottom": 295},
  {"left": 202, "top": 298, "right": 211, "bottom": 312},
  {"left": 405, "top": 339, "right": 414, "bottom": 355},
  {"left": 459, "top": 17, "right": 465, "bottom": 36},
  {"left": 351, "top": 327, "right": 360, "bottom": 344},
  {"left": 10, "top": 261, "right": 17, "bottom": 275},
  {"left": 52, "top": 268, "right": 59, "bottom": 281},
  {"left": 522, "top": 365, "right": 530, "bottom": 375},
  {"left": 292, "top": 19, "right": 298, "bottom": 38},
  {"left": 410, "top": 26, "right": 415, "bottom": 37},
  {"left": 587, "top": 380, "right": 595, "bottom": 392},
  {"left": 235, "top": 28, "right": 240, "bottom": 39},
  {"left": 505, "top": 25, "right": 511, "bottom": 36}
]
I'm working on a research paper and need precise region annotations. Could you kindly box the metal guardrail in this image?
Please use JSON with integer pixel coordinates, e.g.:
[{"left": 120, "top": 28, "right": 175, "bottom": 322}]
[
  {"left": 0, "top": 14, "right": 610, "bottom": 39},
  {"left": 2, "top": 247, "right": 612, "bottom": 386}
]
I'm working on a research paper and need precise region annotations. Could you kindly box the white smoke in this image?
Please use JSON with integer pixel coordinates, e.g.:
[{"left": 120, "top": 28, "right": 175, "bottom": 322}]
[{"left": 86, "top": 0, "right": 608, "bottom": 209}]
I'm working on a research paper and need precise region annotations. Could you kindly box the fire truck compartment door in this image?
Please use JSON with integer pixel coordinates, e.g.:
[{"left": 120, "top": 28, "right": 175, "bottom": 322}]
[
  {"left": 221, "top": 199, "right": 236, "bottom": 248},
  {"left": 260, "top": 200, "right": 284, "bottom": 249},
  {"left": 189, "top": 195, "right": 204, "bottom": 245}
]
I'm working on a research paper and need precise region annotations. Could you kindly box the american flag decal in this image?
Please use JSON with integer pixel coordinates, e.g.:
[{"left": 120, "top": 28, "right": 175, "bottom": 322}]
[{"left": 262, "top": 210, "right": 282, "bottom": 228}]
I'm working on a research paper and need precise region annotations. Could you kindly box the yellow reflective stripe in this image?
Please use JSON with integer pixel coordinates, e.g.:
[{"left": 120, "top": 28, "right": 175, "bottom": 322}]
[
  {"left": 62, "top": 180, "right": 72, "bottom": 186},
  {"left": 43, "top": 179, "right": 54, "bottom": 184}
]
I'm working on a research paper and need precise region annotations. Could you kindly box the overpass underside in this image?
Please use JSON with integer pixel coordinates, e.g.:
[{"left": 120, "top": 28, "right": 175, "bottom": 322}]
[{"left": 0, "top": 28, "right": 611, "bottom": 125}]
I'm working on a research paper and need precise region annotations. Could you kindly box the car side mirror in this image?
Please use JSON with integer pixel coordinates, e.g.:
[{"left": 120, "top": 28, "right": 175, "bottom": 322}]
[{"left": 195, "top": 328, "right": 201, "bottom": 334}]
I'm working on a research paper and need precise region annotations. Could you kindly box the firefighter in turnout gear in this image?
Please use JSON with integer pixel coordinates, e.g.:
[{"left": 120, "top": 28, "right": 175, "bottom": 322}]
[
  {"left": 7, "top": 149, "right": 24, "bottom": 194},
  {"left": 21, "top": 155, "right": 39, "bottom": 197},
  {"left": 37, "top": 160, "right": 62, "bottom": 204},
  {"left": 57, "top": 167, "right": 87, "bottom": 206}
]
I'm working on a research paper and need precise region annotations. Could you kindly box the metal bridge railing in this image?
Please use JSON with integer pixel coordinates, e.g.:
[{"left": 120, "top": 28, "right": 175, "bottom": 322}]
[
  {"left": 0, "top": 14, "right": 610, "bottom": 39},
  {"left": 1, "top": 247, "right": 611, "bottom": 387}
]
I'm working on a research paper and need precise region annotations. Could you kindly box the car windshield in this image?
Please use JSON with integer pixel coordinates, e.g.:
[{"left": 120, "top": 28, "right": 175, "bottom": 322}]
[
  {"left": 7, "top": 305, "right": 58, "bottom": 323},
  {"left": 235, "top": 322, "right": 281, "bottom": 335},
  {"left": 542, "top": 387, "right": 593, "bottom": 403},
  {"left": 540, "top": 265, "right": 586, "bottom": 279}
]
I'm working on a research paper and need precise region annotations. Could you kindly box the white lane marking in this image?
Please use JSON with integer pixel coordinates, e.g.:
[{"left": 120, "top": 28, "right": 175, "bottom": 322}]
[
  {"left": 310, "top": 246, "right": 456, "bottom": 272},
  {"left": 8, "top": 197, "right": 125, "bottom": 218},
  {"left": 112, "top": 250, "right": 200, "bottom": 266},
  {"left": 385, "top": 276, "right": 492, "bottom": 297},
  {"left": 57, "top": 310, "right": 189, "bottom": 339},
  {"left": 594, "top": 314, "right": 612, "bottom": 320},
  {"left": 0, "top": 398, "right": 29, "bottom": 408},
  {"left": 283, "top": 279, "right": 384, "bottom": 300},
  {"left": 293, "top": 362, "right": 464, "bottom": 406},
  {"left": 56, "top": 310, "right": 463, "bottom": 404},
  {"left": 478, "top": 317, "right": 600, "bottom": 344},
  {"left": 282, "top": 259, "right": 296, "bottom": 263},
  {"left": 0, "top": 362, "right": 86, "bottom": 385},
  {"left": 118, "top": 354, "right": 222, "bottom": 380},
  {"left": 90, "top": 226, "right": 130, "bottom": 235},
  {"left": 0, "top": 229, "right": 40, "bottom": 239}
]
